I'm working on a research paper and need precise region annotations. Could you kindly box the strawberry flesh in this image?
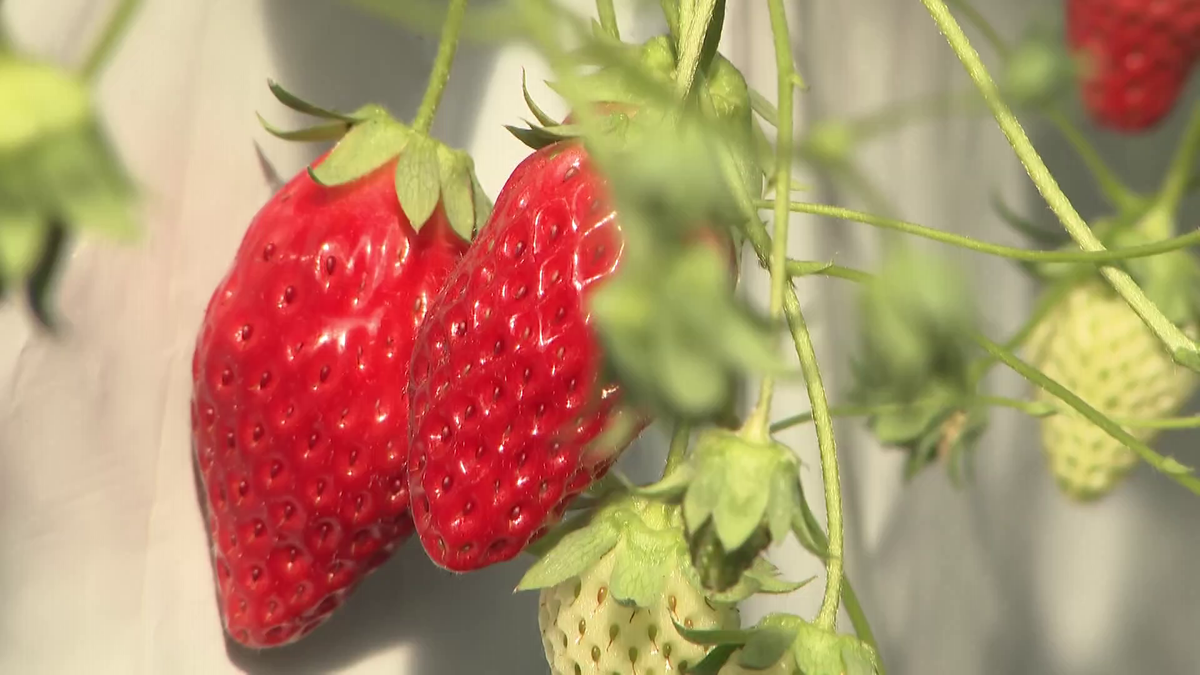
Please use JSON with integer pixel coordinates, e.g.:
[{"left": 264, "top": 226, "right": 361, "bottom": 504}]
[
  {"left": 191, "top": 157, "right": 467, "bottom": 647},
  {"left": 1067, "top": 0, "right": 1200, "bottom": 131},
  {"left": 407, "top": 142, "right": 642, "bottom": 572}
]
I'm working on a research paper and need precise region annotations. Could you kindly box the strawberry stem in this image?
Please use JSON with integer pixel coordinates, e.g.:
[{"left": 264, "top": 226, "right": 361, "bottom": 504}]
[
  {"left": 974, "top": 332, "right": 1200, "bottom": 494},
  {"left": 671, "top": 0, "right": 719, "bottom": 100},
  {"left": 946, "top": 0, "right": 1139, "bottom": 214},
  {"left": 1155, "top": 107, "right": 1200, "bottom": 214},
  {"left": 595, "top": 0, "right": 620, "bottom": 39},
  {"left": 412, "top": 0, "right": 468, "bottom": 135},
  {"left": 761, "top": 200, "right": 1200, "bottom": 264},
  {"left": 663, "top": 421, "right": 691, "bottom": 477},
  {"left": 80, "top": 0, "right": 143, "bottom": 82},
  {"left": 921, "top": 0, "right": 1200, "bottom": 371}
]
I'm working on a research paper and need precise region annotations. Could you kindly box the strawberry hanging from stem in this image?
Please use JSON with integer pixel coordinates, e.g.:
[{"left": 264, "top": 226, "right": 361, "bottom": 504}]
[{"left": 191, "top": 0, "right": 492, "bottom": 647}]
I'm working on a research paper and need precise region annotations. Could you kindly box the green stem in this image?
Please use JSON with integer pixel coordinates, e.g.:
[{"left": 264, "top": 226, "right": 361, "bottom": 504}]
[
  {"left": 80, "top": 0, "right": 143, "bottom": 82},
  {"left": 664, "top": 421, "right": 691, "bottom": 476},
  {"left": 840, "top": 576, "right": 879, "bottom": 657},
  {"left": 595, "top": 0, "right": 619, "bottom": 38},
  {"left": 945, "top": 0, "right": 1007, "bottom": 57},
  {"left": 1046, "top": 109, "right": 1137, "bottom": 211},
  {"left": 744, "top": 0, "right": 799, "bottom": 442},
  {"left": 412, "top": 0, "right": 468, "bottom": 135},
  {"left": 791, "top": 514, "right": 882, "bottom": 667},
  {"left": 716, "top": 104, "right": 850, "bottom": 642},
  {"left": 974, "top": 332, "right": 1200, "bottom": 495},
  {"left": 1156, "top": 106, "right": 1200, "bottom": 210},
  {"left": 763, "top": 199, "right": 1200, "bottom": 263},
  {"left": 946, "top": 0, "right": 1136, "bottom": 209},
  {"left": 921, "top": 0, "right": 1200, "bottom": 369},
  {"left": 672, "top": 0, "right": 718, "bottom": 99},
  {"left": 783, "top": 289, "right": 844, "bottom": 630}
]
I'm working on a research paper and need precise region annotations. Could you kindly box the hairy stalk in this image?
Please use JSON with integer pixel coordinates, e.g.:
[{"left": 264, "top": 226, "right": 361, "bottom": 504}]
[
  {"left": 81, "top": 0, "right": 143, "bottom": 82},
  {"left": 921, "top": 0, "right": 1200, "bottom": 368},
  {"left": 759, "top": 200, "right": 1200, "bottom": 263},
  {"left": 672, "top": 0, "right": 718, "bottom": 98},
  {"left": 744, "top": 0, "right": 799, "bottom": 441},
  {"left": 663, "top": 421, "right": 691, "bottom": 476},
  {"left": 595, "top": 0, "right": 619, "bottom": 38},
  {"left": 412, "top": 0, "right": 469, "bottom": 134}
]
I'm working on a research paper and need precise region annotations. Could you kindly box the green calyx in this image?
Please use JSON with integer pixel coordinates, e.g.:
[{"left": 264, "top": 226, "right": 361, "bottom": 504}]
[
  {"left": 518, "top": 490, "right": 804, "bottom": 608},
  {"left": 258, "top": 80, "right": 491, "bottom": 240},
  {"left": 0, "top": 54, "right": 139, "bottom": 328},
  {"left": 681, "top": 614, "right": 881, "bottom": 674},
  {"left": 627, "top": 429, "right": 803, "bottom": 592},
  {"left": 851, "top": 243, "right": 978, "bottom": 401},
  {"left": 863, "top": 382, "right": 989, "bottom": 483}
]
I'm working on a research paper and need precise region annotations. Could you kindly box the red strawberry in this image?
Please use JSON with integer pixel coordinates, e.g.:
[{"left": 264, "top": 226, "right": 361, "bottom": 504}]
[
  {"left": 191, "top": 155, "right": 468, "bottom": 647},
  {"left": 405, "top": 138, "right": 651, "bottom": 572},
  {"left": 1067, "top": 0, "right": 1200, "bottom": 132}
]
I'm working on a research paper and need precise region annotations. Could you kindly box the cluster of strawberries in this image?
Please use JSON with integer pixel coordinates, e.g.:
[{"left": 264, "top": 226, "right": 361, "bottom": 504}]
[{"left": 189, "top": 123, "right": 651, "bottom": 647}]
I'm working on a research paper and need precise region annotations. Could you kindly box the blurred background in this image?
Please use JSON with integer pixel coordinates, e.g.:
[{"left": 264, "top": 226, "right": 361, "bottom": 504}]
[{"left": 0, "top": 0, "right": 1197, "bottom": 673}]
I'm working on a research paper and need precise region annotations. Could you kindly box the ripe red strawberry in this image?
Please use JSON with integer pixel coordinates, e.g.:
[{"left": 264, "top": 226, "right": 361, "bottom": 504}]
[
  {"left": 191, "top": 155, "right": 468, "bottom": 647},
  {"left": 406, "top": 138, "right": 653, "bottom": 572},
  {"left": 1066, "top": 0, "right": 1200, "bottom": 132}
]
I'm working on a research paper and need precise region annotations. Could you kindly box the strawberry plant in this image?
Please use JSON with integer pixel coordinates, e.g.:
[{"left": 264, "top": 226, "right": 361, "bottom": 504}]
[
  {"left": 182, "top": 0, "right": 1200, "bottom": 670},
  {"left": 0, "top": 0, "right": 144, "bottom": 328}
]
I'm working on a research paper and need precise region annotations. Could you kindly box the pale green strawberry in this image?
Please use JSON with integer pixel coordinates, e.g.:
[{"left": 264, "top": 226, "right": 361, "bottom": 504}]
[
  {"left": 1028, "top": 280, "right": 1199, "bottom": 500},
  {"left": 537, "top": 537, "right": 739, "bottom": 674},
  {"left": 531, "top": 496, "right": 741, "bottom": 675}
]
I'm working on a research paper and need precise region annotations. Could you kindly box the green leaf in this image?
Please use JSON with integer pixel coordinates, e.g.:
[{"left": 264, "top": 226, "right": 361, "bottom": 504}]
[
  {"left": 256, "top": 113, "right": 350, "bottom": 142},
  {"left": 608, "top": 537, "right": 673, "bottom": 607},
  {"left": 521, "top": 69, "right": 559, "bottom": 127},
  {"left": 516, "top": 520, "right": 619, "bottom": 591},
  {"left": 36, "top": 124, "right": 138, "bottom": 240},
  {"left": 266, "top": 79, "right": 358, "bottom": 122},
  {"left": 683, "top": 454, "right": 724, "bottom": 532},
  {"left": 791, "top": 503, "right": 827, "bottom": 558},
  {"left": 615, "top": 464, "right": 693, "bottom": 501},
  {"left": 436, "top": 146, "right": 476, "bottom": 240},
  {"left": 713, "top": 448, "right": 773, "bottom": 551},
  {"left": 737, "top": 624, "right": 800, "bottom": 670},
  {"left": 0, "top": 57, "right": 91, "bottom": 154},
  {"left": 766, "top": 469, "right": 799, "bottom": 544},
  {"left": 671, "top": 621, "right": 753, "bottom": 647},
  {"left": 310, "top": 117, "right": 409, "bottom": 187},
  {"left": 0, "top": 204, "right": 46, "bottom": 283},
  {"left": 748, "top": 87, "right": 779, "bottom": 127},
  {"left": 469, "top": 170, "right": 493, "bottom": 236},
  {"left": 686, "top": 644, "right": 738, "bottom": 675},
  {"left": 842, "top": 644, "right": 879, "bottom": 675}
]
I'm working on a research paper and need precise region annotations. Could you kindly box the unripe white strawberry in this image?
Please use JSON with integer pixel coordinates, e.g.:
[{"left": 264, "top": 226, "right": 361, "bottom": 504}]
[
  {"left": 538, "top": 534, "right": 739, "bottom": 674},
  {"left": 1028, "top": 280, "right": 1199, "bottom": 500}
]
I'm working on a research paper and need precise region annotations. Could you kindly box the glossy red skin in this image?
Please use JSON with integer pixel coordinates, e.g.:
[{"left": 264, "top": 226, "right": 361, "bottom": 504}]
[
  {"left": 406, "top": 141, "right": 644, "bottom": 572},
  {"left": 1067, "top": 0, "right": 1200, "bottom": 132},
  {"left": 191, "top": 157, "right": 467, "bottom": 647}
]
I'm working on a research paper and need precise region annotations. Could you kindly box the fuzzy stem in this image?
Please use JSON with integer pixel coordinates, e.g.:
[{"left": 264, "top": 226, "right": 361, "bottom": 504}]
[
  {"left": 595, "top": 0, "right": 619, "bottom": 38},
  {"left": 947, "top": 0, "right": 1136, "bottom": 210},
  {"left": 744, "top": 0, "right": 799, "bottom": 442},
  {"left": 663, "top": 421, "right": 691, "bottom": 476},
  {"left": 672, "top": 0, "right": 718, "bottom": 99},
  {"left": 921, "top": 0, "right": 1200, "bottom": 368},
  {"left": 1156, "top": 107, "right": 1200, "bottom": 212},
  {"left": 412, "top": 0, "right": 468, "bottom": 135},
  {"left": 80, "top": 0, "right": 143, "bottom": 82},
  {"left": 763, "top": 200, "right": 1200, "bottom": 263},
  {"left": 974, "top": 333, "right": 1200, "bottom": 494}
]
